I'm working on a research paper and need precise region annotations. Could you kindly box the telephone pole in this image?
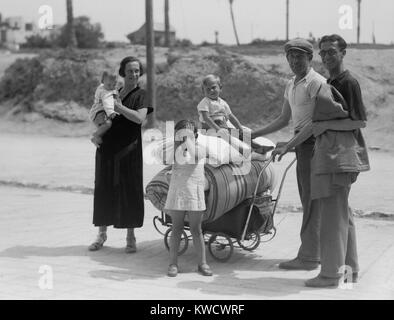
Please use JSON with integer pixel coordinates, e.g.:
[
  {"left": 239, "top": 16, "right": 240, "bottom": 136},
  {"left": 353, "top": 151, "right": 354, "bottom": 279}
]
[
  {"left": 357, "top": 0, "right": 361, "bottom": 44},
  {"left": 145, "top": 0, "right": 156, "bottom": 128},
  {"left": 66, "top": 0, "right": 77, "bottom": 47},
  {"left": 286, "top": 0, "right": 289, "bottom": 41},
  {"left": 165, "top": 0, "right": 170, "bottom": 47}
]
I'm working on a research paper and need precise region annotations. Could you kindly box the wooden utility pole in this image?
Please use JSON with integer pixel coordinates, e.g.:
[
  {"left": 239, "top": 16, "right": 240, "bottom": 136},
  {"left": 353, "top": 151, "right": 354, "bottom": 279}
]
[
  {"left": 145, "top": 0, "right": 156, "bottom": 128},
  {"left": 372, "top": 21, "right": 376, "bottom": 44},
  {"left": 66, "top": 0, "right": 77, "bottom": 47},
  {"left": 286, "top": 0, "right": 289, "bottom": 41},
  {"left": 164, "top": 0, "right": 170, "bottom": 47},
  {"left": 357, "top": 0, "right": 361, "bottom": 44}
]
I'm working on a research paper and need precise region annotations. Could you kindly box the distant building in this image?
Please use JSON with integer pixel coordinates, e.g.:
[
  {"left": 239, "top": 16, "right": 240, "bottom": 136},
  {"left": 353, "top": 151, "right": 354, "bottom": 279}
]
[
  {"left": 127, "top": 22, "right": 176, "bottom": 46},
  {"left": 0, "top": 13, "right": 60, "bottom": 50}
]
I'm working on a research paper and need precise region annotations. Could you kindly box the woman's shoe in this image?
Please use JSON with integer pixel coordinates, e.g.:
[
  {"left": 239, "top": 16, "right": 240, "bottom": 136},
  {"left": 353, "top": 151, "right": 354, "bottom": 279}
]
[
  {"left": 125, "top": 237, "right": 137, "bottom": 253},
  {"left": 88, "top": 233, "right": 107, "bottom": 251},
  {"left": 167, "top": 264, "right": 178, "bottom": 277},
  {"left": 198, "top": 264, "right": 213, "bottom": 276}
]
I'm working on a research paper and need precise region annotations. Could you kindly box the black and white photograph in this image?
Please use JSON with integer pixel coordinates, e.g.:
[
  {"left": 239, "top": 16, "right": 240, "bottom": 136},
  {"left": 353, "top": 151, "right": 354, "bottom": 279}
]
[{"left": 0, "top": 0, "right": 393, "bottom": 307}]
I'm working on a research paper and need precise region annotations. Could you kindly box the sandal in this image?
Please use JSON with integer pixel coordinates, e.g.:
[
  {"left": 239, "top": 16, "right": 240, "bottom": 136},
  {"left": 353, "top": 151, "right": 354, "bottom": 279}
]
[
  {"left": 167, "top": 264, "right": 178, "bottom": 277},
  {"left": 198, "top": 264, "right": 213, "bottom": 276},
  {"left": 125, "top": 237, "right": 137, "bottom": 253},
  {"left": 88, "top": 233, "right": 107, "bottom": 251}
]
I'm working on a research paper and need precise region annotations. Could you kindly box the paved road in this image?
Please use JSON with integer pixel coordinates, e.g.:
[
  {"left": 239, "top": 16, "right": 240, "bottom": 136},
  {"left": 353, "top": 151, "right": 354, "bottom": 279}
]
[
  {"left": 0, "top": 186, "right": 393, "bottom": 300},
  {"left": 1, "top": 133, "right": 393, "bottom": 300}
]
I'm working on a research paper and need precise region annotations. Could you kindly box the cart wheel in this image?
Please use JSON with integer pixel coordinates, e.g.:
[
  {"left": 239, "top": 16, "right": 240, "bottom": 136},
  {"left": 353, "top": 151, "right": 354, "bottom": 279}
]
[
  {"left": 153, "top": 216, "right": 167, "bottom": 236},
  {"left": 237, "top": 231, "right": 260, "bottom": 251},
  {"left": 260, "top": 226, "right": 277, "bottom": 242},
  {"left": 208, "top": 233, "right": 234, "bottom": 262},
  {"left": 164, "top": 228, "right": 189, "bottom": 256}
]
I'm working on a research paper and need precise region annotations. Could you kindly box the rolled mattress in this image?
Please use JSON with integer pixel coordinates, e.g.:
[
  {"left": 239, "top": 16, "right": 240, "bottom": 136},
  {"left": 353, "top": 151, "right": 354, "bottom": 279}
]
[{"left": 145, "top": 160, "right": 277, "bottom": 223}]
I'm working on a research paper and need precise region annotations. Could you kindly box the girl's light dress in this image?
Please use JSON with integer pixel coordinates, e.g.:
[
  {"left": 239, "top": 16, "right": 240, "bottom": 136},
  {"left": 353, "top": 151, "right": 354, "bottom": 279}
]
[{"left": 164, "top": 147, "right": 206, "bottom": 212}]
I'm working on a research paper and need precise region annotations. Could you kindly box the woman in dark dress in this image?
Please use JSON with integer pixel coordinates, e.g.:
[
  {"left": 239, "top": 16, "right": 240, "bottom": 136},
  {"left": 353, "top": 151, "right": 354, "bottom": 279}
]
[{"left": 89, "top": 56, "right": 153, "bottom": 253}]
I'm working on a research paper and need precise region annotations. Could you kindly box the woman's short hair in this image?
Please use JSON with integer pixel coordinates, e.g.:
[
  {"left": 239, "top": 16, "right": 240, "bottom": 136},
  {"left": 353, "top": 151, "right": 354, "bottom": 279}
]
[
  {"left": 118, "top": 56, "right": 144, "bottom": 77},
  {"left": 319, "top": 34, "right": 347, "bottom": 51}
]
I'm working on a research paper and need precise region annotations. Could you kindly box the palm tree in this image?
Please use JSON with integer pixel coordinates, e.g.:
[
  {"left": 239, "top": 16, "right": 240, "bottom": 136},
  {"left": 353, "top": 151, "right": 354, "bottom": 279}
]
[
  {"left": 228, "top": 0, "right": 240, "bottom": 46},
  {"left": 357, "top": 0, "right": 361, "bottom": 44},
  {"left": 66, "top": 0, "right": 77, "bottom": 47}
]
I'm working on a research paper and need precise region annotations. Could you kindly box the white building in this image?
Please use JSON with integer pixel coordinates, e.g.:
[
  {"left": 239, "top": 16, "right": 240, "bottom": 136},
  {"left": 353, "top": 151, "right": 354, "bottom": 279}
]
[{"left": 0, "top": 13, "right": 59, "bottom": 50}]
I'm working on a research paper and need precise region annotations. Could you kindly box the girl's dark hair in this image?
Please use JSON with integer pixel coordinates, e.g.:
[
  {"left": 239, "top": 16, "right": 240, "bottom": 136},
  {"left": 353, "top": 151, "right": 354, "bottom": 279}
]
[
  {"left": 118, "top": 56, "right": 144, "bottom": 77},
  {"left": 174, "top": 119, "right": 198, "bottom": 138}
]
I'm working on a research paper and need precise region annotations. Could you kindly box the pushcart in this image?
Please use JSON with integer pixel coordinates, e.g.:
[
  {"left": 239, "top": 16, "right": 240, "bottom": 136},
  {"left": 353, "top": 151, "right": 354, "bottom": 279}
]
[{"left": 153, "top": 155, "right": 296, "bottom": 262}]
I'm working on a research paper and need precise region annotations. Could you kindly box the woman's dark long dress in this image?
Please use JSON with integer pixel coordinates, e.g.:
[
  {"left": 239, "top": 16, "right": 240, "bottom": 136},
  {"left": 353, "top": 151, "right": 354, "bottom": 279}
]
[{"left": 93, "top": 86, "right": 153, "bottom": 228}]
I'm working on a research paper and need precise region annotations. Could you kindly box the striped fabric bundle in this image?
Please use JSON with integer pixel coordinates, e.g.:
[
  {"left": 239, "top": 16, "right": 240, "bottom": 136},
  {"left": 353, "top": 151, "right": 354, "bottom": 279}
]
[{"left": 145, "top": 160, "right": 277, "bottom": 223}]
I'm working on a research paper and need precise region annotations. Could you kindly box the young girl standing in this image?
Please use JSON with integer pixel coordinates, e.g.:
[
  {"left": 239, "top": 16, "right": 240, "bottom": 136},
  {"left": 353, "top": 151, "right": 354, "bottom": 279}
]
[{"left": 164, "top": 120, "right": 213, "bottom": 277}]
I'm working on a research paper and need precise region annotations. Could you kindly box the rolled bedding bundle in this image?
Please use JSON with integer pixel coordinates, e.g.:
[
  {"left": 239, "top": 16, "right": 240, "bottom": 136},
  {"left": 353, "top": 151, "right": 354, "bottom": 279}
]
[{"left": 145, "top": 160, "right": 277, "bottom": 224}]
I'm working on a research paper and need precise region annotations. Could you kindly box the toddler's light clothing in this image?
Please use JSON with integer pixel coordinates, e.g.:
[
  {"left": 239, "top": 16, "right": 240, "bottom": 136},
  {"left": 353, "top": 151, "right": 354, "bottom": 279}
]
[
  {"left": 197, "top": 97, "right": 232, "bottom": 124},
  {"left": 164, "top": 146, "right": 206, "bottom": 211},
  {"left": 89, "top": 83, "right": 118, "bottom": 122}
]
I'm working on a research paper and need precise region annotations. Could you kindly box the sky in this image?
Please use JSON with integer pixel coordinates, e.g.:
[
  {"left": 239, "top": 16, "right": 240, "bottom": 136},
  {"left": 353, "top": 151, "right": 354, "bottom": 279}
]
[{"left": 1, "top": 0, "right": 393, "bottom": 44}]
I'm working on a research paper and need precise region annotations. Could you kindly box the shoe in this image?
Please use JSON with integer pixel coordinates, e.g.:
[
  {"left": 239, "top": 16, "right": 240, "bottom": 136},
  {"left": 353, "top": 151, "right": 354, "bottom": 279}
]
[
  {"left": 167, "top": 264, "right": 178, "bottom": 277},
  {"left": 305, "top": 274, "right": 339, "bottom": 288},
  {"left": 278, "top": 258, "right": 319, "bottom": 271},
  {"left": 88, "top": 233, "right": 107, "bottom": 251},
  {"left": 125, "top": 237, "right": 137, "bottom": 253},
  {"left": 198, "top": 264, "right": 213, "bottom": 276}
]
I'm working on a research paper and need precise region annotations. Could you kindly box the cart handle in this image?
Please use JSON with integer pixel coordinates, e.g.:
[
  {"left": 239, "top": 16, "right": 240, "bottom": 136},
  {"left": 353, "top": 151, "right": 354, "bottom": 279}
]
[
  {"left": 240, "top": 152, "right": 296, "bottom": 242},
  {"left": 271, "top": 157, "right": 296, "bottom": 215},
  {"left": 240, "top": 155, "right": 274, "bottom": 241}
]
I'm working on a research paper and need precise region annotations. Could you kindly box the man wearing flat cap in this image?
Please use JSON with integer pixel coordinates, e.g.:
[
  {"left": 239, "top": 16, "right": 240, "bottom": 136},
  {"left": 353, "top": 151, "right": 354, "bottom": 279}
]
[{"left": 252, "top": 38, "right": 326, "bottom": 270}]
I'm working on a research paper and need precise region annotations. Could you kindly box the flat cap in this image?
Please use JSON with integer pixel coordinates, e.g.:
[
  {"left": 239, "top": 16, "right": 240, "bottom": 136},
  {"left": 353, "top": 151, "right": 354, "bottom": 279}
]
[{"left": 284, "top": 38, "right": 313, "bottom": 54}]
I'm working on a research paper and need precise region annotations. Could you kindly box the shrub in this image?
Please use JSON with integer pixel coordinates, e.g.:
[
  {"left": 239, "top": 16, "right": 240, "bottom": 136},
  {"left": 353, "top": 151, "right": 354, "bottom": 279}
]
[
  {"left": 22, "top": 35, "right": 54, "bottom": 48},
  {"left": 0, "top": 57, "right": 44, "bottom": 103},
  {"left": 56, "top": 16, "right": 104, "bottom": 48},
  {"left": 33, "top": 50, "right": 107, "bottom": 106},
  {"left": 250, "top": 38, "right": 287, "bottom": 46},
  {"left": 175, "top": 39, "right": 193, "bottom": 48},
  {"left": 154, "top": 51, "right": 287, "bottom": 126},
  {"left": 200, "top": 41, "right": 212, "bottom": 47},
  {"left": 0, "top": 49, "right": 108, "bottom": 111}
]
